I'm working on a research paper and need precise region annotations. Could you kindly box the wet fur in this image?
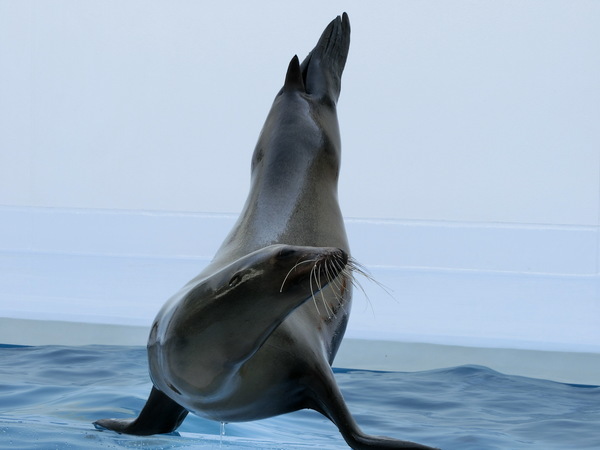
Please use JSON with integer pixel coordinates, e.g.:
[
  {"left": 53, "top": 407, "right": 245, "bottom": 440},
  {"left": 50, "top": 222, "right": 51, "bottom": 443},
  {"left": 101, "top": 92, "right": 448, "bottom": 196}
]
[{"left": 95, "top": 13, "right": 438, "bottom": 450}]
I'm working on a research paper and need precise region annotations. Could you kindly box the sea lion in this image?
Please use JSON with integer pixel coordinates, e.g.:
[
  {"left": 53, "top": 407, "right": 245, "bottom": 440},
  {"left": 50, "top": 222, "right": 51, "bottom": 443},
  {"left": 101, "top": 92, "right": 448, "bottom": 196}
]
[{"left": 95, "top": 13, "right": 437, "bottom": 450}]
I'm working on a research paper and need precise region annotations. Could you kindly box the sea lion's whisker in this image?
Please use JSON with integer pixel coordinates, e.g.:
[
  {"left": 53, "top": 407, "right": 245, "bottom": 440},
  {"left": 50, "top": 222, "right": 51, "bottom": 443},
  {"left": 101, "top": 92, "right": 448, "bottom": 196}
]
[
  {"left": 342, "top": 263, "right": 369, "bottom": 297},
  {"left": 323, "top": 256, "right": 351, "bottom": 316},
  {"left": 348, "top": 273, "right": 369, "bottom": 300},
  {"left": 342, "top": 268, "right": 375, "bottom": 317},
  {"left": 330, "top": 273, "right": 348, "bottom": 316},
  {"left": 333, "top": 257, "right": 349, "bottom": 284},
  {"left": 329, "top": 255, "right": 342, "bottom": 275},
  {"left": 280, "top": 258, "right": 318, "bottom": 292},
  {"left": 327, "top": 260, "right": 346, "bottom": 304},
  {"left": 328, "top": 256, "right": 348, "bottom": 312},
  {"left": 321, "top": 256, "right": 392, "bottom": 318},
  {"left": 309, "top": 263, "right": 321, "bottom": 315},
  {"left": 347, "top": 259, "right": 394, "bottom": 299},
  {"left": 315, "top": 259, "right": 334, "bottom": 317},
  {"left": 335, "top": 257, "right": 349, "bottom": 284},
  {"left": 324, "top": 260, "right": 342, "bottom": 297},
  {"left": 323, "top": 260, "right": 340, "bottom": 297}
]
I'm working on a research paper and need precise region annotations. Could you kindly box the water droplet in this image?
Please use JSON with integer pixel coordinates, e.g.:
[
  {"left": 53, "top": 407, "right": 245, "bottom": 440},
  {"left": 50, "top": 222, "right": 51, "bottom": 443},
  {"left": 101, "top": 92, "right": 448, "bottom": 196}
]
[{"left": 219, "top": 422, "right": 227, "bottom": 447}]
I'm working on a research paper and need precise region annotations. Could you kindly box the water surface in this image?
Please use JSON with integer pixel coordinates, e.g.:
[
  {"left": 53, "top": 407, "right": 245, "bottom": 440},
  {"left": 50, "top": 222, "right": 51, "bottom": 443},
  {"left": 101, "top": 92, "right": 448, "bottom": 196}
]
[{"left": 0, "top": 345, "right": 598, "bottom": 449}]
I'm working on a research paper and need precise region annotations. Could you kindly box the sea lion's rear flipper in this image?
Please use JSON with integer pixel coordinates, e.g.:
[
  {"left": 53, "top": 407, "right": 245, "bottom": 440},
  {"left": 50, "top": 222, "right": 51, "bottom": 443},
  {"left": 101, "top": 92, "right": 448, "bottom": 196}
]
[
  {"left": 94, "top": 386, "right": 188, "bottom": 435},
  {"left": 307, "top": 365, "right": 439, "bottom": 450},
  {"left": 299, "top": 12, "right": 350, "bottom": 103}
]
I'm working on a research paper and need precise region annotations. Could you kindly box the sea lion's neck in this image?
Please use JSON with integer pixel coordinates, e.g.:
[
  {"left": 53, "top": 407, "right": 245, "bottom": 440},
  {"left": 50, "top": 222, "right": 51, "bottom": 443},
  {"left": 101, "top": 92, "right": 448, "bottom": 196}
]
[
  {"left": 215, "top": 94, "right": 346, "bottom": 262},
  {"left": 215, "top": 158, "right": 346, "bottom": 263}
]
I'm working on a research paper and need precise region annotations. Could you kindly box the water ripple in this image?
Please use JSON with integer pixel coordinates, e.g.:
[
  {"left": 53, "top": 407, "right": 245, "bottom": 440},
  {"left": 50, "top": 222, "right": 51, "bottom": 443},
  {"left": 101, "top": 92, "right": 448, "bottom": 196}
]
[{"left": 0, "top": 345, "right": 598, "bottom": 449}]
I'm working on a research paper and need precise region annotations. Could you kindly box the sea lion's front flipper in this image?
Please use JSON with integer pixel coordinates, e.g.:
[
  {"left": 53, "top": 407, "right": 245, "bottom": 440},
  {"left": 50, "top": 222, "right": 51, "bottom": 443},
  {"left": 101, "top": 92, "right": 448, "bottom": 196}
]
[
  {"left": 300, "top": 12, "right": 350, "bottom": 103},
  {"left": 94, "top": 386, "right": 188, "bottom": 435},
  {"left": 307, "top": 365, "right": 439, "bottom": 450}
]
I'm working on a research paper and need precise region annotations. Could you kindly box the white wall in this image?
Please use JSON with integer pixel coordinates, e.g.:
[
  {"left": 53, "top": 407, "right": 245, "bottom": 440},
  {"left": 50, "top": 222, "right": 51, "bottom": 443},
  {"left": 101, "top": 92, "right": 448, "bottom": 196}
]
[
  {"left": 1, "top": 1, "right": 599, "bottom": 226},
  {"left": 2, "top": 206, "right": 599, "bottom": 353},
  {"left": 1, "top": 2, "right": 599, "bottom": 353}
]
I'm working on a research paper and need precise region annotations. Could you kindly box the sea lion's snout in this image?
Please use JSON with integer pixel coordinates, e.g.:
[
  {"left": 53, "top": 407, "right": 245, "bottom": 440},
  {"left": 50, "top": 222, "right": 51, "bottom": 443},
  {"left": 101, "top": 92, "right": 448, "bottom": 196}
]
[{"left": 334, "top": 247, "right": 348, "bottom": 266}]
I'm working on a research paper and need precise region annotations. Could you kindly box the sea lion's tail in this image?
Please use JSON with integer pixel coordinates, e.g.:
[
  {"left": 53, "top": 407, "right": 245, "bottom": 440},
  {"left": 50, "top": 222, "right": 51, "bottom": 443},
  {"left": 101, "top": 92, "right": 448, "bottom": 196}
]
[{"left": 298, "top": 13, "right": 350, "bottom": 104}]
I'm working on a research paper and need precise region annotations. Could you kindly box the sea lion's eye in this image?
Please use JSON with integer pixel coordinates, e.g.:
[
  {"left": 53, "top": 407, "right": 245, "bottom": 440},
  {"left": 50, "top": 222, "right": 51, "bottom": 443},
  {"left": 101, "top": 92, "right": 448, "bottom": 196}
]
[
  {"left": 277, "top": 248, "right": 296, "bottom": 259},
  {"left": 229, "top": 273, "right": 243, "bottom": 287}
]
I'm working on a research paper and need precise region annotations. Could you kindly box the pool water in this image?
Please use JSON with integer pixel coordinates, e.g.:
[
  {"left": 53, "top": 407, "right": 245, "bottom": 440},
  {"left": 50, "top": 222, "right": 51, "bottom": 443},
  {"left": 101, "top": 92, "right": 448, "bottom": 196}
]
[{"left": 0, "top": 345, "right": 598, "bottom": 449}]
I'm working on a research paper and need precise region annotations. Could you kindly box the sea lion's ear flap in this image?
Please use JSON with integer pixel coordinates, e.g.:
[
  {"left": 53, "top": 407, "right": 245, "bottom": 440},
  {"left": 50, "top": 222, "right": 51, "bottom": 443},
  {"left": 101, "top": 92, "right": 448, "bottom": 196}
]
[{"left": 283, "top": 55, "right": 305, "bottom": 93}]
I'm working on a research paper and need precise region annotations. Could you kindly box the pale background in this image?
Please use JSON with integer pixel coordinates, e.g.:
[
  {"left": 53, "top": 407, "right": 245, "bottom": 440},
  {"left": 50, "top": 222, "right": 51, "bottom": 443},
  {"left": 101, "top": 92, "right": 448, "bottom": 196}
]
[
  {"left": 2, "top": 0, "right": 598, "bottom": 225},
  {"left": 1, "top": 1, "right": 599, "bottom": 363}
]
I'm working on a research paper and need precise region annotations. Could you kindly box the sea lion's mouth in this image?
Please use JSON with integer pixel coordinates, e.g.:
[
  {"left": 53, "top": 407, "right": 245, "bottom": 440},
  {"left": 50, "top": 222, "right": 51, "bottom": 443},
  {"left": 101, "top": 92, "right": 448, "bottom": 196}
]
[
  {"left": 276, "top": 248, "right": 357, "bottom": 319},
  {"left": 304, "top": 250, "right": 348, "bottom": 318},
  {"left": 279, "top": 249, "right": 345, "bottom": 289}
]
